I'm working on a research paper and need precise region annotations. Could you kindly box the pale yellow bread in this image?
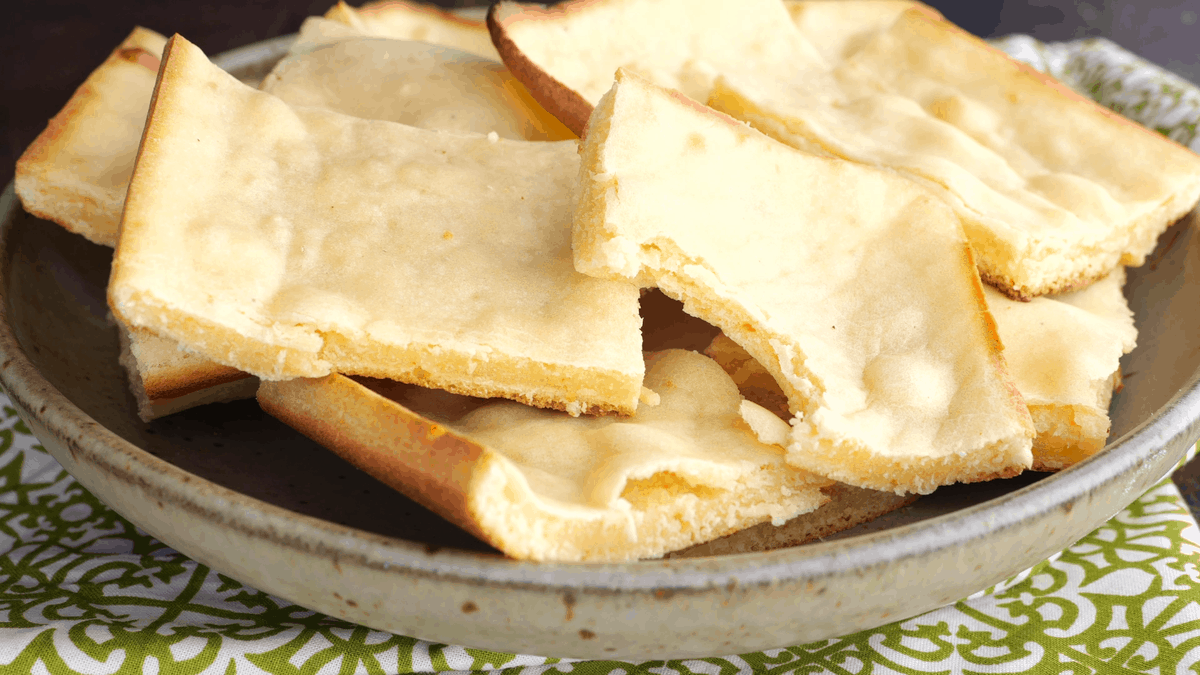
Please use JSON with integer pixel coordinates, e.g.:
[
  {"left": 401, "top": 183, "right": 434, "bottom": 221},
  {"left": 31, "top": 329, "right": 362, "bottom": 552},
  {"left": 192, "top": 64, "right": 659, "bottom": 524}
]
[
  {"left": 710, "top": 272, "right": 1134, "bottom": 473},
  {"left": 257, "top": 349, "right": 832, "bottom": 562},
  {"left": 116, "top": 20, "right": 570, "bottom": 418},
  {"left": 783, "top": 0, "right": 923, "bottom": 63},
  {"left": 325, "top": 0, "right": 499, "bottom": 60},
  {"left": 711, "top": 7, "right": 1200, "bottom": 299},
  {"left": 575, "top": 71, "right": 1033, "bottom": 494},
  {"left": 110, "top": 35, "right": 643, "bottom": 415},
  {"left": 487, "top": 0, "right": 819, "bottom": 136},
  {"left": 985, "top": 270, "right": 1137, "bottom": 470},
  {"left": 116, "top": 323, "right": 259, "bottom": 422},
  {"left": 262, "top": 24, "right": 573, "bottom": 141},
  {"left": 491, "top": 0, "right": 1200, "bottom": 299},
  {"left": 668, "top": 483, "right": 917, "bottom": 557},
  {"left": 15, "top": 27, "right": 167, "bottom": 247}
]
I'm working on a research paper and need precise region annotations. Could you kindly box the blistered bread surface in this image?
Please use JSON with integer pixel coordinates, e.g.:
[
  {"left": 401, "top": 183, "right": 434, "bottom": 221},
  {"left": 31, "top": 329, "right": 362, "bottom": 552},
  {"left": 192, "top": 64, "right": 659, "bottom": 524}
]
[
  {"left": 110, "top": 36, "right": 642, "bottom": 414},
  {"left": 575, "top": 71, "right": 1033, "bottom": 494},
  {"left": 259, "top": 349, "right": 831, "bottom": 562}
]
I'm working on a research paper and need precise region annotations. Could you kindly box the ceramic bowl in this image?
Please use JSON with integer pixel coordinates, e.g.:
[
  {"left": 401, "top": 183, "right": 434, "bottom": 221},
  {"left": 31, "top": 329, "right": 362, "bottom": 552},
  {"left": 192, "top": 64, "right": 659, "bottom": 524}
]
[{"left": 1, "top": 37, "right": 1199, "bottom": 660}]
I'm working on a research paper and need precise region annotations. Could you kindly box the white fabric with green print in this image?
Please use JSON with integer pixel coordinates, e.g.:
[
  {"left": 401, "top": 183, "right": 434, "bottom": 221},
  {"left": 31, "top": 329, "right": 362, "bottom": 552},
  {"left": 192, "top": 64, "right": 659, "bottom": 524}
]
[{"left": 4, "top": 34, "right": 1200, "bottom": 674}]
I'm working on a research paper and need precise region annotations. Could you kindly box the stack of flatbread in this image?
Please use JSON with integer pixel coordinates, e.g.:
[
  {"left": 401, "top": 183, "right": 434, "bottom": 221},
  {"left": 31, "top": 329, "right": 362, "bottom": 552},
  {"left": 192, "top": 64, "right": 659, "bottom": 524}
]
[{"left": 14, "top": 0, "right": 1197, "bottom": 561}]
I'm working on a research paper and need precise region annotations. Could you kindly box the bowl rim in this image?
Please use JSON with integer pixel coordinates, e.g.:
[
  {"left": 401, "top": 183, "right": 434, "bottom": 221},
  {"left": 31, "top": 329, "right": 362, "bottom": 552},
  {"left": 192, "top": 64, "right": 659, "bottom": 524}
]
[{"left": 2, "top": 34, "right": 1199, "bottom": 599}]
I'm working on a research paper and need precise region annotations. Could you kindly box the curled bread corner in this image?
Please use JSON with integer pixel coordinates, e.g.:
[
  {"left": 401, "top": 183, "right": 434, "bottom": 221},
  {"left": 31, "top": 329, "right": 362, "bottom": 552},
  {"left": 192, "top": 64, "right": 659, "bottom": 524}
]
[{"left": 488, "top": 1, "right": 595, "bottom": 136}]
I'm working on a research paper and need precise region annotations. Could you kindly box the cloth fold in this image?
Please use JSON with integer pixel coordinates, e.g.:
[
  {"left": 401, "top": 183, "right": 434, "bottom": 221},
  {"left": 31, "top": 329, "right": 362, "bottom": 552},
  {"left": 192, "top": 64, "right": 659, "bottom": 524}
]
[{"left": 4, "top": 34, "right": 1200, "bottom": 675}]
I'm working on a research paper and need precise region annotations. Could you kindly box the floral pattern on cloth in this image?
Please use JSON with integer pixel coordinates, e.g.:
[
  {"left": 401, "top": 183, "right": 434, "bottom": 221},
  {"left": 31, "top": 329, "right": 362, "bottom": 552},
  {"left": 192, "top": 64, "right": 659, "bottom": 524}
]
[{"left": 5, "top": 35, "right": 1200, "bottom": 675}]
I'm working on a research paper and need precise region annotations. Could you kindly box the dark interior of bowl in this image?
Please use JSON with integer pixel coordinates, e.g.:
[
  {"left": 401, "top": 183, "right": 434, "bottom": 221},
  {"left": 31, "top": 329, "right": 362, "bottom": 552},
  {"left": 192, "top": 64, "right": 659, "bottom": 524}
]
[{"left": 9, "top": 199, "right": 1197, "bottom": 558}]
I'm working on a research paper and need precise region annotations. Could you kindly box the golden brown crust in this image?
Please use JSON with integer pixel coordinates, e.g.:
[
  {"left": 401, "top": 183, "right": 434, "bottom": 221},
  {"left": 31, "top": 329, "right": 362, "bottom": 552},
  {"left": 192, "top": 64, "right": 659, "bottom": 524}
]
[
  {"left": 15, "top": 27, "right": 167, "bottom": 247},
  {"left": 488, "top": 2, "right": 594, "bottom": 136},
  {"left": 260, "top": 359, "right": 832, "bottom": 562},
  {"left": 142, "top": 365, "right": 252, "bottom": 401},
  {"left": 981, "top": 262, "right": 1114, "bottom": 302},
  {"left": 257, "top": 375, "right": 492, "bottom": 542}
]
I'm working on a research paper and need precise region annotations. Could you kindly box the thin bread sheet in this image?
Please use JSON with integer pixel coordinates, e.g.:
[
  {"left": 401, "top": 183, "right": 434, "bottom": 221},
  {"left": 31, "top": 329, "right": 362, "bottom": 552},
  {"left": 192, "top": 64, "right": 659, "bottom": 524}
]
[
  {"left": 574, "top": 71, "right": 1034, "bottom": 494},
  {"left": 490, "top": 0, "right": 1200, "bottom": 299},
  {"left": 257, "top": 349, "right": 832, "bottom": 562},
  {"left": 984, "top": 270, "right": 1137, "bottom": 470},
  {"left": 110, "top": 35, "right": 643, "bottom": 415}
]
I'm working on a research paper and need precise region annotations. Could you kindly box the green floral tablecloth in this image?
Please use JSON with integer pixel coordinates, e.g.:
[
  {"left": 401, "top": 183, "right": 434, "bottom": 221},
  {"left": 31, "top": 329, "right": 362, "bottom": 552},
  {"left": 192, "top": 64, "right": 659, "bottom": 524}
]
[{"left": 6, "top": 35, "right": 1200, "bottom": 675}]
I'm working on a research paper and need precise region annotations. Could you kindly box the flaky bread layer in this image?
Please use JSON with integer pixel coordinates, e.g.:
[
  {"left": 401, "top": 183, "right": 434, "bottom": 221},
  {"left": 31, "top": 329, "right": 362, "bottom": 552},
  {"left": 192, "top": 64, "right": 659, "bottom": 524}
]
[
  {"left": 16, "top": 173, "right": 124, "bottom": 247},
  {"left": 321, "top": 333, "right": 639, "bottom": 416},
  {"left": 259, "top": 371, "right": 829, "bottom": 562},
  {"left": 1028, "top": 369, "right": 1120, "bottom": 471},
  {"left": 970, "top": 184, "right": 1200, "bottom": 300},
  {"left": 15, "top": 27, "right": 167, "bottom": 247},
  {"left": 787, "top": 435, "right": 1029, "bottom": 495},
  {"left": 668, "top": 483, "right": 917, "bottom": 557},
  {"left": 115, "top": 320, "right": 257, "bottom": 422},
  {"left": 119, "top": 326, "right": 251, "bottom": 400},
  {"left": 115, "top": 288, "right": 640, "bottom": 415},
  {"left": 1029, "top": 404, "right": 1111, "bottom": 472}
]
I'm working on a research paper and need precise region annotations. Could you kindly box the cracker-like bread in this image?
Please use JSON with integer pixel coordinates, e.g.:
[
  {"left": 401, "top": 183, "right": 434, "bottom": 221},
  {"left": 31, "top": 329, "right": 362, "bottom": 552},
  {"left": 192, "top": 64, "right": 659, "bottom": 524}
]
[
  {"left": 985, "top": 270, "right": 1137, "bottom": 470},
  {"left": 258, "top": 349, "right": 832, "bottom": 562},
  {"left": 326, "top": 0, "right": 500, "bottom": 60},
  {"left": 15, "top": 27, "right": 167, "bottom": 247},
  {"left": 487, "top": 0, "right": 817, "bottom": 137},
  {"left": 711, "top": 7, "right": 1200, "bottom": 299},
  {"left": 117, "top": 323, "right": 259, "bottom": 422},
  {"left": 122, "top": 21, "right": 571, "bottom": 418},
  {"left": 575, "top": 70, "right": 1033, "bottom": 494},
  {"left": 262, "top": 25, "right": 573, "bottom": 141},
  {"left": 110, "top": 35, "right": 643, "bottom": 415},
  {"left": 491, "top": 0, "right": 1200, "bottom": 300}
]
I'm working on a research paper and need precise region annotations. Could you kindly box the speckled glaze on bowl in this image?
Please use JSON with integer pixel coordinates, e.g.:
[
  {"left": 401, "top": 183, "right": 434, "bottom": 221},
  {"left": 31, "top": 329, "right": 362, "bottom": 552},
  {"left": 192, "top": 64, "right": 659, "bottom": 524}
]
[{"left": 2, "top": 37, "right": 1200, "bottom": 661}]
